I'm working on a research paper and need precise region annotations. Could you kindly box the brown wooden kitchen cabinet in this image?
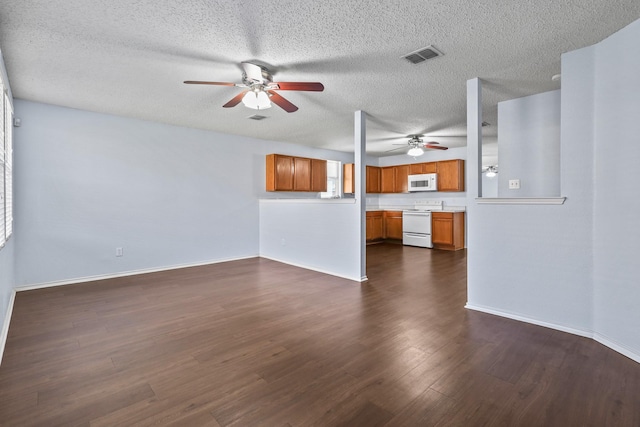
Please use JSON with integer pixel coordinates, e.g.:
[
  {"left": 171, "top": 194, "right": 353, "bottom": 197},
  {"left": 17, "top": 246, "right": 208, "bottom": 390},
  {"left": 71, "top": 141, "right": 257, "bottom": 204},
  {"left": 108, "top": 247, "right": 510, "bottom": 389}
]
[
  {"left": 266, "top": 154, "right": 294, "bottom": 191},
  {"left": 311, "top": 158, "right": 327, "bottom": 192},
  {"left": 383, "top": 210, "right": 403, "bottom": 240},
  {"left": 380, "top": 167, "right": 396, "bottom": 193},
  {"left": 366, "top": 166, "right": 381, "bottom": 193},
  {"left": 432, "top": 211, "right": 465, "bottom": 250},
  {"left": 394, "top": 165, "right": 410, "bottom": 193},
  {"left": 293, "top": 157, "right": 312, "bottom": 191},
  {"left": 436, "top": 159, "right": 465, "bottom": 192},
  {"left": 409, "top": 163, "right": 423, "bottom": 175},
  {"left": 366, "top": 211, "right": 384, "bottom": 242},
  {"left": 266, "top": 154, "right": 326, "bottom": 192},
  {"left": 409, "top": 162, "right": 437, "bottom": 175},
  {"left": 343, "top": 164, "right": 382, "bottom": 194},
  {"left": 343, "top": 159, "right": 463, "bottom": 194},
  {"left": 343, "top": 163, "right": 354, "bottom": 194}
]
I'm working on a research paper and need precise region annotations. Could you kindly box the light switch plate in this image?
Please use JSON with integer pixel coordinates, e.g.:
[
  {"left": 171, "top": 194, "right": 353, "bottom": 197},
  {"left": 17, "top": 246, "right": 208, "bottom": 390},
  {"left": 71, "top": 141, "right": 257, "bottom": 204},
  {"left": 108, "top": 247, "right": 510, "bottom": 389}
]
[{"left": 509, "top": 179, "right": 520, "bottom": 189}]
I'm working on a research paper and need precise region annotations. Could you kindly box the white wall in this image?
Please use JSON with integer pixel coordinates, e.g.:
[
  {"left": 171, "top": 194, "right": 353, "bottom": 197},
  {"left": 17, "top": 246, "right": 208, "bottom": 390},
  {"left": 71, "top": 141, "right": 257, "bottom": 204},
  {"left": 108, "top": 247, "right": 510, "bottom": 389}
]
[
  {"left": 467, "top": 18, "right": 640, "bottom": 362},
  {"left": 260, "top": 199, "right": 362, "bottom": 281},
  {"left": 497, "top": 90, "right": 561, "bottom": 197},
  {"left": 467, "top": 47, "right": 596, "bottom": 335},
  {"left": 13, "top": 100, "right": 354, "bottom": 287},
  {"left": 259, "top": 111, "right": 365, "bottom": 282},
  {"left": 592, "top": 20, "right": 640, "bottom": 357},
  {"left": 481, "top": 173, "right": 498, "bottom": 197}
]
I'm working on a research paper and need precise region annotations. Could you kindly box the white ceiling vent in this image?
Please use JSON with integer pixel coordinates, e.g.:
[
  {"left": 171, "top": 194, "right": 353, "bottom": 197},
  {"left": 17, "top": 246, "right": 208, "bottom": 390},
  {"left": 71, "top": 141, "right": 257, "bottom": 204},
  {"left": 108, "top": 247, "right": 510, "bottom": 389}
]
[
  {"left": 402, "top": 45, "right": 444, "bottom": 65},
  {"left": 248, "top": 114, "right": 268, "bottom": 121}
]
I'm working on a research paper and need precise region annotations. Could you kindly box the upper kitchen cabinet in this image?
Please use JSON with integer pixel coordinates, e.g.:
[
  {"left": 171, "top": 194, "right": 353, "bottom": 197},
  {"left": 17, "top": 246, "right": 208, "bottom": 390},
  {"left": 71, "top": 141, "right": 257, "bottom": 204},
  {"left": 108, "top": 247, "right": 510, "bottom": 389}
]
[
  {"left": 266, "top": 154, "right": 327, "bottom": 192},
  {"left": 380, "top": 167, "right": 395, "bottom": 193},
  {"left": 437, "top": 159, "right": 465, "bottom": 192},
  {"left": 394, "top": 165, "right": 410, "bottom": 193},
  {"left": 410, "top": 162, "right": 437, "bottom": 175},
  {"left": 343, "top": 164, "right": 382, "bottom": 194},
  {"left": 422, "top": 162, "right": 438, "bottom": 174},
  {"left": 343, "top": 163, "right": 355, "bottom": 194},
  {"left": 293, "top": 157, "right": 312, "bottom": 191},
  {"left": 311, "top": 158, "right": 328, "bottom": 192},
  {"left": 342, "top": 159, "right": 464, "bottom": 194},
  {"left": 266, "top": 154, "right": 294, "bottom": 191},
  {"left": 366, "top": 166, "right": 381, "bottom": 193}
]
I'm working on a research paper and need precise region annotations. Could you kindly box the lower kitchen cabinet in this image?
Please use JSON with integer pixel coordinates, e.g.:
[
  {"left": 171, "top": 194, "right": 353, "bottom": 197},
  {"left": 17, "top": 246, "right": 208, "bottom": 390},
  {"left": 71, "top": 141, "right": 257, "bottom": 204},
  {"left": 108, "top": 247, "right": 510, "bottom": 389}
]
[
  {"left": 383, "top": 210, "right": 403, "bottom": 240},
  {"left": 366, "top": 211, "right": 384, "bottom": 242},
  {"left": 432, "top": 211, "right": 465, "bottom": 250}
]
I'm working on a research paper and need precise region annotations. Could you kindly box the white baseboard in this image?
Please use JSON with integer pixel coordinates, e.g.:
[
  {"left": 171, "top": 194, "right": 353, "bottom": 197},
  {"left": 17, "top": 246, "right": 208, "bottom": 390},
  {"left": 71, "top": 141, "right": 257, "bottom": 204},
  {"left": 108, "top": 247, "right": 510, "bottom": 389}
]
[
  {"left": 15, "top": 255, "right": 259, "bottom": 292},
  {"left": 464, "top": 303, "right": 593, "bottom": 338},
  {"left": 0, "top": 289, "right": 16, "bottom": 366},
  {"left": 594, "top": 333, "right": 640, "bottom": 364},
  {"left": 465, "top": 303, "right": 640, "bottom": 364},
  {"left": 259, "top": 255, "right": 366, "bottom": 283}
]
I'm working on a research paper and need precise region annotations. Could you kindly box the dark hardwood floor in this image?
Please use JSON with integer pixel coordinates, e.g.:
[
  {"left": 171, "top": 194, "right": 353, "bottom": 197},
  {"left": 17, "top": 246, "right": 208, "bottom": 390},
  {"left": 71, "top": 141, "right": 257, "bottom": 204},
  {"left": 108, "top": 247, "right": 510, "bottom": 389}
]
[{"left": 1, "top": 243, "right": 639, "bottom": 426}]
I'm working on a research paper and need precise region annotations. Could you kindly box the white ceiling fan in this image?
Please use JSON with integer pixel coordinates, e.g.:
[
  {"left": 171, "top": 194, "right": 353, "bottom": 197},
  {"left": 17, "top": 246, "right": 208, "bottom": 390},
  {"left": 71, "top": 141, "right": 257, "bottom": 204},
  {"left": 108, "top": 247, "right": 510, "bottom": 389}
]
[
  {"left": 184, "top": 62, "right": 324, "bottom": 113},
  {"left": 482, "top": 165, "right": 498, "bottom": 177},
  {"left": 385, "top": 135, "right": 448, "bottom": 157}
]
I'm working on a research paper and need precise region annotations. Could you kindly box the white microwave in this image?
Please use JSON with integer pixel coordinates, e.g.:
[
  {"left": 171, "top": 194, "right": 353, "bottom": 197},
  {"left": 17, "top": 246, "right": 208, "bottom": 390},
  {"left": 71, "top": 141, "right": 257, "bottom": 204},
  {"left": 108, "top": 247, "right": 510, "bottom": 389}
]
[{"left": 408, "top": 173, "right": 438, "bottom": 192}]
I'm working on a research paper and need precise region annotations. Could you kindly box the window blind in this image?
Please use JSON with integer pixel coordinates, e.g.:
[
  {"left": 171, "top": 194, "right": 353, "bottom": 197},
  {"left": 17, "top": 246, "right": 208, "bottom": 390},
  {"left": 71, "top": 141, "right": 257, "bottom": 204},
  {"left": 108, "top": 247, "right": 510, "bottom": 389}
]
[
  {"left": 0, "top": 79, "right": 11, "bottom": 249},
  {"left": 4, "top": 92, "right": 12, "bottom": 242}
]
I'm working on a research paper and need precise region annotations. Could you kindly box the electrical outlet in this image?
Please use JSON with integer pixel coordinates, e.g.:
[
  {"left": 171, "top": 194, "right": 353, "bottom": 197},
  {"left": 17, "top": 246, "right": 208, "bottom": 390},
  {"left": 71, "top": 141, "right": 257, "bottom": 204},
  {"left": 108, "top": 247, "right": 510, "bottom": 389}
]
[
  {"left": 116, "top": 247, "right": 123, "bottom": 257},
  {"left": 508, "top": 179, "right": 520, "bottom": 190}
]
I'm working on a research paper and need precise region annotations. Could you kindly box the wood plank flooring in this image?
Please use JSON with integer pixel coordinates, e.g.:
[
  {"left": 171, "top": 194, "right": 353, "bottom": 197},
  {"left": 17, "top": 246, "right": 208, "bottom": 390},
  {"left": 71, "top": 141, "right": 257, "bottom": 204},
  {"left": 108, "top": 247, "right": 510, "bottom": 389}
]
[{"left": 1, "top": 243, "right": 639, "bottom": 426}]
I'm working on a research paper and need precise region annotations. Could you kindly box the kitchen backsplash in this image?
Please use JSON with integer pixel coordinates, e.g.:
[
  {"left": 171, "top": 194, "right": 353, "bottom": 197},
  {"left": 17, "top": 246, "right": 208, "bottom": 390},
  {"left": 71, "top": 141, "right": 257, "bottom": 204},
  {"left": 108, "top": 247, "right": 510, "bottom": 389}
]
[{"left": 367, "top": 194, "right": 466, "bottom": 209}]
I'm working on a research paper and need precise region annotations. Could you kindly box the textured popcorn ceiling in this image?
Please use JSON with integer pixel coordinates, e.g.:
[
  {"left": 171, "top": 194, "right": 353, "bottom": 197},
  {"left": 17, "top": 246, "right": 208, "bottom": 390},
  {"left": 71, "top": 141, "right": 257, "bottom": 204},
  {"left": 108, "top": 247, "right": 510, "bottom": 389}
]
[{"left": 0, "top": 1, "right": 638, "bottom": 161}]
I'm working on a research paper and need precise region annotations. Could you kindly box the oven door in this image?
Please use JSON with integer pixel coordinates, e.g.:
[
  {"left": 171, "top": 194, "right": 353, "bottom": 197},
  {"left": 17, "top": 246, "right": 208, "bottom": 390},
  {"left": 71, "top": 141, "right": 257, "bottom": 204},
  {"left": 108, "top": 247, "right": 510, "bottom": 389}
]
[{"left": 402, "top": 211, "right": 432, "bottom": 234}]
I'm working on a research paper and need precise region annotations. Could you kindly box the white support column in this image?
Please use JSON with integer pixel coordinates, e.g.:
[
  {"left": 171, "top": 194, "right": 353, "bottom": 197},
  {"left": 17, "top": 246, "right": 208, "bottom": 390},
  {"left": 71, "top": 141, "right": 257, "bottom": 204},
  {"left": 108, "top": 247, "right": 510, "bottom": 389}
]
[
  {"left": 354, "top": 110, "right": 367, "bottom": 281},
  {"left": 467, "top": 78, "right": 482, "bottom": 198}
]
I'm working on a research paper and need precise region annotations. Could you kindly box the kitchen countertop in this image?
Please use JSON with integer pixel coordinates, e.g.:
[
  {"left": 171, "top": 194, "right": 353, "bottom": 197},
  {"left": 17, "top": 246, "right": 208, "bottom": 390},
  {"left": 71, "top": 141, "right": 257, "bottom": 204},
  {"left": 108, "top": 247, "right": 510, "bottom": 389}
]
[{"left": 366, "top": 206, "right": 466, "bottom": 212}]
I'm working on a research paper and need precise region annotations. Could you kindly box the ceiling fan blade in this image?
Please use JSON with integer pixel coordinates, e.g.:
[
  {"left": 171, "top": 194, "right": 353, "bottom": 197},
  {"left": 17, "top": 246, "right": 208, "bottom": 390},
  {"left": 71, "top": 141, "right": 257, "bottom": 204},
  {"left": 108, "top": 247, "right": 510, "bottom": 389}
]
[
  {"left": 222, "top": 91, "right": 248, "bottom": 108},
  {"left": 425, "top": 144, "right": 448, "bottom": 150},
  {"left": 267, "top": 90, "right": 298, "bottom": 113},
  {"left": 184, "top": 81, "right": 237, "bottom": 86},
  {"left": 274, "top": 82, "right": 325, "bottom": 91}
]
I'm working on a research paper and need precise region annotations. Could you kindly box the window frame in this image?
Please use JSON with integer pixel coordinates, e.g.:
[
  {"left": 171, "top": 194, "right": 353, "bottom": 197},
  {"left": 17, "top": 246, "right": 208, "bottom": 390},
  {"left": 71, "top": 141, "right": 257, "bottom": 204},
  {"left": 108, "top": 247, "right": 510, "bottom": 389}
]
[{"left": 0, "top": 79, "right": 12, "bottom": 249}]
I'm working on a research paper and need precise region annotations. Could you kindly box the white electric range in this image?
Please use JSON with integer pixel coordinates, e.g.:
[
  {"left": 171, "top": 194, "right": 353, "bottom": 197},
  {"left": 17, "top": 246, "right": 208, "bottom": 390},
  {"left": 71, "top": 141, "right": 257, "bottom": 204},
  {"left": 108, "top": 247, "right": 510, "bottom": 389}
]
[{"left": 402, "top": 201, "right": 443, "bottom": 248}]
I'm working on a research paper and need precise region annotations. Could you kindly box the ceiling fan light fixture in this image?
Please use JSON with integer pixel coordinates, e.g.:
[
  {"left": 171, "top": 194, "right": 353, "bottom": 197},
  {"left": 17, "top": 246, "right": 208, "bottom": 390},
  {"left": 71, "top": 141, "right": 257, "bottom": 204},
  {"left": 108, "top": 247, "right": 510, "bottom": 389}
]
[
  {"left": 407, "top": 147, "right": 424, "bottom": 157},
  {"left": 485, "top": 166, "right": 498, "bottom": 177},
  {"left": 242, "top": 90, "right": 272, "bottom": 110}
]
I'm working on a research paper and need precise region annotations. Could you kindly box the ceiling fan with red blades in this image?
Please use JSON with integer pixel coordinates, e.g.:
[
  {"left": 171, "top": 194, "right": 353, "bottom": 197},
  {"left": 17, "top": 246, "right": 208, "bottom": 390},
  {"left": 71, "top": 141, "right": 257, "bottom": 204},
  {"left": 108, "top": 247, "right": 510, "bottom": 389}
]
[
  {"left": 386, "top": 135, "right": 448, "bottom": 156},
  {"left": 184, "top": 62, "right": 324, "bottom": 113}
]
